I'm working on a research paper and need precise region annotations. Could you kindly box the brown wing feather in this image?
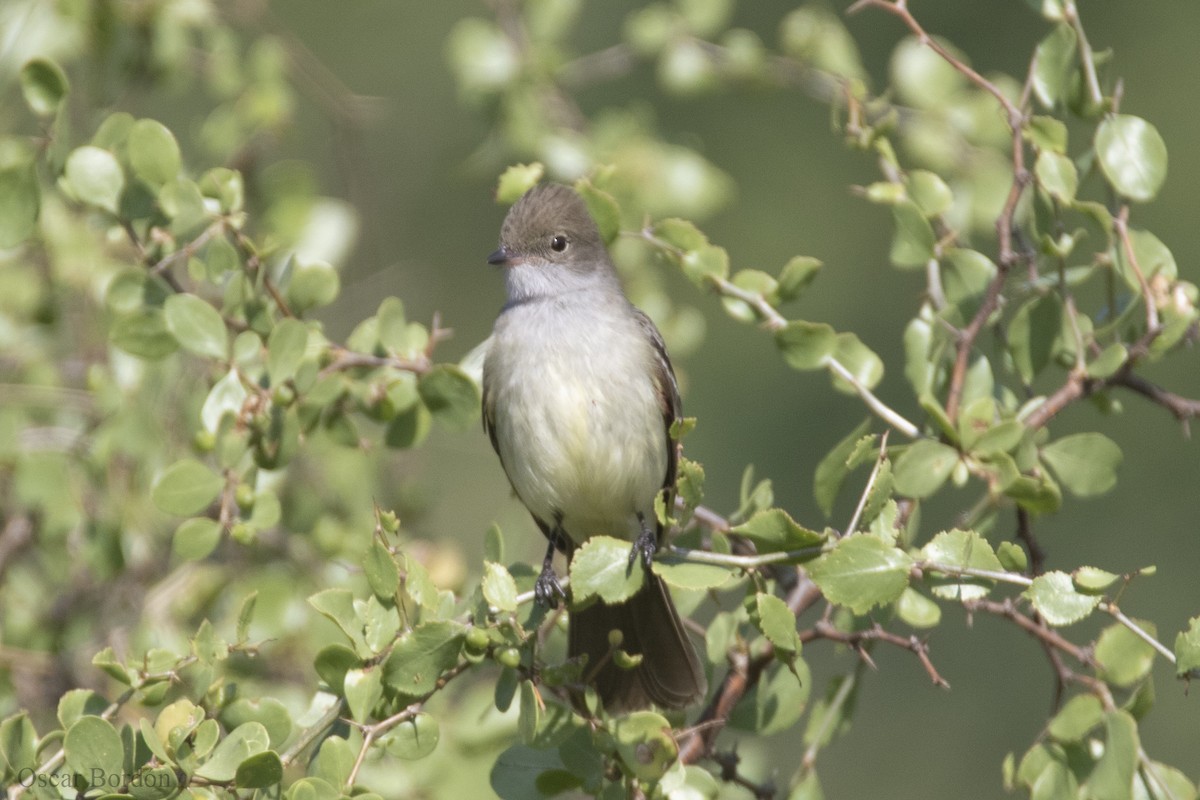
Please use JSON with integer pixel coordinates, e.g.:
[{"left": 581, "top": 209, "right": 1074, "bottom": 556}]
[{"left": 631, "top": 307, "right": 681, "bottom": 541}]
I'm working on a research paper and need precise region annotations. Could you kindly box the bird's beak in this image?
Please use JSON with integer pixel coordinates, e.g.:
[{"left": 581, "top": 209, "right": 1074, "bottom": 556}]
[{"left": 487, "top": 245, "right": 513, "bottom": 266}]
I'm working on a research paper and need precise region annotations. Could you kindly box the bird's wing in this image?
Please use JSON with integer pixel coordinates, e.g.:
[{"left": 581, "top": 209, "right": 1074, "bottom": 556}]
[{"left": 632, "top": 307, "right": 682, "bottom": 537}]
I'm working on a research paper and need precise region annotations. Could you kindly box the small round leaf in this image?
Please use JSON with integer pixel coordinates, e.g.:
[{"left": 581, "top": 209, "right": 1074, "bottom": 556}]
[
  {"left": 152, "top": 459, "right": 224, "bottom": 516},
  {"left": 64, "top": 146, "right": 124, "bottom": 214},
  {"left": 1095, "top": 114, "right": 1168, "bottom": 202}
]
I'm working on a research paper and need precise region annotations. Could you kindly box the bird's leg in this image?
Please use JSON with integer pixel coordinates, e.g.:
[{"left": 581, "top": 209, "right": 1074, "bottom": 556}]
[
  {"left": 630, "top": 511, "right": 657, "bottom": 568},
  {"left": 535, "top": 526, "right": 568, "bottom": 608}
]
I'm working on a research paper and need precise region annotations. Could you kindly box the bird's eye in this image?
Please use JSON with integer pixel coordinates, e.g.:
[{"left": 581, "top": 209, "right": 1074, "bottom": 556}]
[{"left": 550, "top": 235, "right": 568, "bottom": 252}]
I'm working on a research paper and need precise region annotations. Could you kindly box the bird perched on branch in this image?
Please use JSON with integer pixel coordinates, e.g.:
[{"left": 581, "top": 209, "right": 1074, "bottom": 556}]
[{"left": 482, "top": 183, "right": 706, "bottom": 712}]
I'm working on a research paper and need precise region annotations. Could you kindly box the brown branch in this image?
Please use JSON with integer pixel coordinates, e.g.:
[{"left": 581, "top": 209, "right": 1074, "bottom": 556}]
[
  {"left": 710, "top": 749, "right": 777, "bottom": 800},
  {"left": 1109, "top": 372, "right": 1200, "bottom": 429},
  {"left": 964, "top": 598, "right": 1093, "bottom": 666},
  {"left": 1021, "top": 371, "right": 1089, "bottom": 430},
  {"left": 1014, "top": 508, "right": 1045, "bottom": 576},
  {"left": 848, "top": 0, "right": 1035, "bottom": 425},
  {"left": 801, "top": 620, "right": 950, "bottom": 689}
]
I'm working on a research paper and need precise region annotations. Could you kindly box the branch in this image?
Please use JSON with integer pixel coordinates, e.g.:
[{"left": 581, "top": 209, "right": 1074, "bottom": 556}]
[{"left": 802, "top": 620, "right": 949, "bottom": 689}]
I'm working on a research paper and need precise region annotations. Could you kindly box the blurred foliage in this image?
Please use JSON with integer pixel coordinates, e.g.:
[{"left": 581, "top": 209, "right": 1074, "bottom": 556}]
[{"left": 1, "top": 1, "right": 1199, "bottom": 799}]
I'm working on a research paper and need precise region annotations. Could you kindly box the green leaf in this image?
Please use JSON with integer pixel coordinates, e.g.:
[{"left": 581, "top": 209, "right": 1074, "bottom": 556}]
[
  {"left": 889, "top": 200, "right": 936, "bottom": 268},
  {"left": 288, "top": 260, "right": 340, "bottom": 312},
  {"left": 676, "top": 456, "right": 705, "bottom": 509},
  {"left": 1072, "top": 566, "right": 1119, "bottom": 595},
  {"left": 344, "top": 667, "right": 384, "bottom": 723},
  {"left": 418, "top": 364, "right": 480, "bottom": 432},
  {"left": 383, "top": 621, "right": 465, "bottom": 697},
  {"left": 612, "top": 711, "right": 677, "bottom": 782},
  {"left": 652, "top": 552, "right": 734, "bottom": 590},
  {"left": 402, "top": 553, "right": 440, "bottom": 610},
  {"left": 309, "top": 589, "right": 367, "bottom": 651},
  {"left": 384, "top": 712, "right": 440, "bottom": 760},
  {"left": 268, "top": 319, "right": 309, "bottom": 384},
  {"left": 1025, "top": 571, "right": 1100, "bottom": 626},
  {"left": 235, "top": 592, "right": 258, "bottom": 644},
  {"left": 1095, "top": 115, "right": 1168, "bottom": 202},
  {"left": 729, "top": 657, "right": 811, "bottom": 735},
  {"left": 152, "top": 459, "right": 223, "bottom": 516},
  {"left": 1115, "top": 228, "right": 1177, "bottom": 290},
  {"left": 364, "top": 539, "right": 400, "bottom": 601},
  {"left": 164, "top": 294, "right": 228, "bottom": 359},
  {"left": 111, "top": 308, "right": 180, "bottom": 360},
  {"left": 384, "top": 403, "right": 432, "bottom": 449},
  {"left": 482, "top": 561, "right": 519, "bottom": 612},
  {"left": 829, "top": 333, "right": 884, "bottom": 393},
  {"left": 172, "top": 517, "right": 222, "bottom": 561},
  {"left": 755, "top": 592, "right": 800, "bottom": 653},
  {"left": 0, "top": 712, "right": 37, "bottom": 776},
  {"left": 996, "top": 541, "right": 1028, "bottom": 573},
  {"left": 219, "top": 697, "right": 292, "bottom": 750},
  {"left": 1087, "top": 343, "right": 1127, "bottom": 379},
  {"left": 1095, "top": 622, "right": 1156, "bottom": 687},
  {"left": 807, "top": 535, "right": 912, "bottom": 614},
  {"left": 1174, "top": 616, "right": 1200, "bottom": 678},
  {"left": 920, "top": 528, "right": 1005, "bottom": 601},
  {"left": 574, "top": 179, "right": 620, "bottom": 243},
  {"left": 58, "top": 690, "right": 108, "bottom": 731},
  {"left": 518, "top": 680, "right": 540, "bottom": 746},
  {"left": 484, "top": 523, "right": 505, "bottom": 564},
  {"left": 892, "top": 439, "right": 958, "bottom": 499},
  {"left": 193, "top": 619, "right": 229, "bottom": 664},
  {"left": 314, "top": 645, "right": 359, "bottom": 691},
  {"left": 1040, "top": 433, "right": 1122, "bottom": 496},
  {"left": 1031, "top": 24, "right": 1077, "bottom": 108},
  {"left": 1035, "top": 151, "right": 1078, "bottom": 203},
  {"left": 1008, "top": 294, "right": 1061, "bottom": 384},
  {"left": 19, "top": 57, "right": 69, "bottom": 116},
  {"left": 773, "top": 256, "right": 822, "bottom": 303},
  {"left": 496, "top": 163, "right": 544, "bottom": 204},
  {"left": 64, "top": 145, "right": 125, "bottom": 214},
  {"left": 1026, "top": 115, "right": 1068, "bottom": 153},
  {"left": 0, "top": 161, "right": 40, "bottom": 247},
  {"left": 730, "top": 508, "right": 825, "bottom": 555},
  {"left": 234, "top": 750, "right": 283, "bottom": 789},
  {"left": 129, "top": 119, "right": 183, "bottom": 187},
  {"left": 64, "top": 716, "right": 124, "bottom": 787},
  {"left": 653, "top": 218, "right": 708, "bottom": 251},
  {"left": 680, "top": 243, "right": 730, "bottom": 285},
  {"left": 1047, "top": 694, "right": 1103, "bottom": 743},
  {"left": 311, "top": 735, "right": 355, "bottom": 788},
  {"left": 907, "top": 170, "right": 953, "bottom": 217},
  {"left": 775, "top": 320, "right": 837, "bottom": 370},
  {"left": 570, "top": 536, "right": 645, "bottom": 604},
  {"left": 897, "top": 587, "right": 941, "bottom": 628},
  {"left": 194, "top": 722, "right": 270, "bottom": 781},
  {"left": 490, "top": 744, "right": 565, "bottom": 800},
  {"left": 813, "top": 419, "right": 872, "bottom": 516},
  {"left": 1087, "top": 711, "right": 1138, "bottom": 800}
]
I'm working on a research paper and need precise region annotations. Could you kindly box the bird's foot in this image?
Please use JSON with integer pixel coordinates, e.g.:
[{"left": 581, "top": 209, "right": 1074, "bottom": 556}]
[
  {"left": 534, "top": 564, "right": 567, "bottom": 608},
  {"left": 629, "top": 514, "right": 657, "bottom": 569}
]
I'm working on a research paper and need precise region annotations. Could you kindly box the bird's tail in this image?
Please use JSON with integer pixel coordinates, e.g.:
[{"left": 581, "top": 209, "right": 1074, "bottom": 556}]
[{"left": 568, "top": 573, "right": 707, "bottom": 712}]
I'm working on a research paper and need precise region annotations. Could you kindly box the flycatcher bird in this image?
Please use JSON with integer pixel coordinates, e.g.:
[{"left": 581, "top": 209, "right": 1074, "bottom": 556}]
[{"left": 482, "top": 183, "right": 707, "bottom": 712}]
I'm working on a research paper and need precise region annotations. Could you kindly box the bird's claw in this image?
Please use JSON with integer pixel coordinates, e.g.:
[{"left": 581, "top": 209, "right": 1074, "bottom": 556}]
[
  {"left": 629, "top": 525, "right": 657, "bottom": 569},
  {"left": 534, "top": 567, "right": 566, "bottom": 608}
]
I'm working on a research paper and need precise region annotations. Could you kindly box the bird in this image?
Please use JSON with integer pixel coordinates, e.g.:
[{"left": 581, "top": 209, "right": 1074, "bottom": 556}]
[{"left": 481, "top": 182, "right": 707, "bottom": 712}]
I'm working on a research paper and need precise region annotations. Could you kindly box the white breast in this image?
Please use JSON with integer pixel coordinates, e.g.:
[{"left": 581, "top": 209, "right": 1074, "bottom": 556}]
[{"left": 485, "top": 294, "right": 668, "bottom": 544}]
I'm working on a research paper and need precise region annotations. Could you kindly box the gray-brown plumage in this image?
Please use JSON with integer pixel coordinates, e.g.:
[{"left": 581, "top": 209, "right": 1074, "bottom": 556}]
[{"left": 482, "top": 183, "right": 706, "bottom": 712}]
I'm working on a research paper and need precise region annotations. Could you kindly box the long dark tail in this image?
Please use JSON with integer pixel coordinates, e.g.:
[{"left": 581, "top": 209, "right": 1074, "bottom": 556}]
[{"left": 568, "top": 573, "right": 707, "bottom": 712}]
